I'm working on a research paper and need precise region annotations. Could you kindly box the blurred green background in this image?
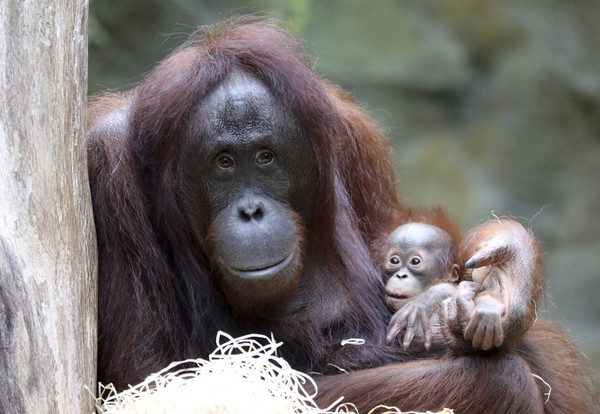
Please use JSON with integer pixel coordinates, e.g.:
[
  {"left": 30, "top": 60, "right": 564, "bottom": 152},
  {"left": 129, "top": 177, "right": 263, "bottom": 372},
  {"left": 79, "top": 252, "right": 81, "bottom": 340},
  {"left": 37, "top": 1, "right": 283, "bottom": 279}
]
[{"left": 89, "top": 0, "right": 600, "bottom": 375}]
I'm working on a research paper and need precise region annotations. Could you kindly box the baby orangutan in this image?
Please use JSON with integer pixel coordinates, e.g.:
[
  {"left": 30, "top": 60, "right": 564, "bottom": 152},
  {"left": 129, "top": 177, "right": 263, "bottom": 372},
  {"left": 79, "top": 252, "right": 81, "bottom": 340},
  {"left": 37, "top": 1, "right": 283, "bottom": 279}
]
[{"left": 382, "top": 223, "right": 460, "bottom": 351}]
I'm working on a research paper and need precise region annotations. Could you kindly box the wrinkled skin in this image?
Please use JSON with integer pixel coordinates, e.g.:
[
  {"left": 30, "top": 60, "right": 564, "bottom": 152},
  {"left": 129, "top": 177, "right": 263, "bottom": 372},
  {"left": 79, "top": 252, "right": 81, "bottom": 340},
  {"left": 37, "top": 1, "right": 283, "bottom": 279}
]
[{"left": 178, "top": 71, "right": 319, "bottom": 311}]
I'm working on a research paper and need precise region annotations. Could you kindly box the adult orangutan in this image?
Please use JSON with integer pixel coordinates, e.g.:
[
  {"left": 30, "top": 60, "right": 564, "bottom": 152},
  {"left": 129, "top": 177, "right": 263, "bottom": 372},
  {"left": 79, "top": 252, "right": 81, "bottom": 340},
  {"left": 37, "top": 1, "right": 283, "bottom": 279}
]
[{"left": 88, "top": 18, "right": 599, "bottom": 413}]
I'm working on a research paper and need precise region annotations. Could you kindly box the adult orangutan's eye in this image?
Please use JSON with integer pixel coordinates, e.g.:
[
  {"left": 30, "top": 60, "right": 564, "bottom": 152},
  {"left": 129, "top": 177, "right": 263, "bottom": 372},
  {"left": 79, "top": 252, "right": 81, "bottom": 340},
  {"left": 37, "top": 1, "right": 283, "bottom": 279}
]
[
  {"left": 256, "top": 150, "right": 275, "bottom": 165},
  {"left": 216, "top": 154, "right": 235, "bottom": 169}
]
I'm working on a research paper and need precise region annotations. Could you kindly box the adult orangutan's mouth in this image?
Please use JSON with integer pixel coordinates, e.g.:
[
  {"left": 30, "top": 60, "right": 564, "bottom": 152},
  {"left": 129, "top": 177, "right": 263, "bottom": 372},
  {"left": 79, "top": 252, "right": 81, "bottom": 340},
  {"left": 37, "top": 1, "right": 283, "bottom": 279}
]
[{"left": 229, "top": 252, "right": 294, "bottom": 280}]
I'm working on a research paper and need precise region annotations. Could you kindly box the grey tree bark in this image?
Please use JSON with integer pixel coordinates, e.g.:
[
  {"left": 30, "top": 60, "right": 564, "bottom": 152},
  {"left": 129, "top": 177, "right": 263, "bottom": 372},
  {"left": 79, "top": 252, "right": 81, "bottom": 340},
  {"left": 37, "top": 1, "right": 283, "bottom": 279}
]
[{"left": 0, "top": 1, "right": 96, "bottom": 413}]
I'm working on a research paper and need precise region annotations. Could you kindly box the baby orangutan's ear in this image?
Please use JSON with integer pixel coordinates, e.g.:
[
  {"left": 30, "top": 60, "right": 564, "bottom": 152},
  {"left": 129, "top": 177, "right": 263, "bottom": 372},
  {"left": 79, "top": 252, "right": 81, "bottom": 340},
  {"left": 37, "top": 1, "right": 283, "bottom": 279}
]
[{"left": 449, "top": 264, "right": 461, "bottom": 282}]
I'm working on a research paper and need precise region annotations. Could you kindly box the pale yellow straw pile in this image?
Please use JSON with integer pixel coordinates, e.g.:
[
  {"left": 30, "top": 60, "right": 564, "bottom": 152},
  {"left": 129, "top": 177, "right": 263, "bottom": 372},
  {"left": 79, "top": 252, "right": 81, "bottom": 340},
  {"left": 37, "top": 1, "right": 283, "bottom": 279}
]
[{"left": 94, "top": 332, "right": 452, "bottom": 414}]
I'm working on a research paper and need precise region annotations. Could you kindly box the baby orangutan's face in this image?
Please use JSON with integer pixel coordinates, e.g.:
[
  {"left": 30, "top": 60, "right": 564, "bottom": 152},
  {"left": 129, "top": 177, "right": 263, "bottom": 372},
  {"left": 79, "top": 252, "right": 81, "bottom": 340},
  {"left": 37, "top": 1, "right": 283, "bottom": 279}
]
[
  {"left": 381, "top": 223, "right": 453, "bottom": 310},
  {"left": 382, "top": 245, "right": 443, "bottom": 310}
]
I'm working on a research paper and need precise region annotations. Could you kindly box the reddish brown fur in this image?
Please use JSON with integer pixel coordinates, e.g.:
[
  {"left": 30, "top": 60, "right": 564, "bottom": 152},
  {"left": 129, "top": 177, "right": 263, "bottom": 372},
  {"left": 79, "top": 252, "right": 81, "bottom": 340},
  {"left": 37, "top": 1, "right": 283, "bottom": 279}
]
[
  {"left": 316, "top": 318, "right": 600, "bottom": 413},
  {"left": 89, "top": 17, "right": 404, "bottom": 388},
  {"left": 88, "top": 18, "right": 599, "bottom": 413},
  {"left": 315, "top": 351, "right": 546, "bottom": 413},
  {"left": 460, "top": 219, "right": 545, "bottom": 344}
]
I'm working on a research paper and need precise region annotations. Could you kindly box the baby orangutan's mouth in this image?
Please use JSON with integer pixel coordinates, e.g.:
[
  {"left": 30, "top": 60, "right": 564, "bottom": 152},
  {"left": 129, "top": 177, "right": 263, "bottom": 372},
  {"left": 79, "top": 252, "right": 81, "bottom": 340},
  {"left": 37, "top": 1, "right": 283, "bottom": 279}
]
[
  {"left": 386, "top": 293, "right": 409, "bottom": 300},
  {"left": 385, "top": 292, "right": 414, "bottom": 310}
]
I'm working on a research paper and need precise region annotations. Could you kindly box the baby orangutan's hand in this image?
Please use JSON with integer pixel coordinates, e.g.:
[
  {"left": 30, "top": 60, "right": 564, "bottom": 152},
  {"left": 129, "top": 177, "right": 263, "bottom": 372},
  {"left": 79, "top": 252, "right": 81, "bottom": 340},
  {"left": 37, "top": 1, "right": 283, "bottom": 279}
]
[
  {"left": 386, "top": 283, "right": 457, "bottom": 350},
  {"left": 386, "top": 298, "right": 433, "bottom": 351},
  {"left": 464, "top": 292, "right": 506, "bottom": 350}
]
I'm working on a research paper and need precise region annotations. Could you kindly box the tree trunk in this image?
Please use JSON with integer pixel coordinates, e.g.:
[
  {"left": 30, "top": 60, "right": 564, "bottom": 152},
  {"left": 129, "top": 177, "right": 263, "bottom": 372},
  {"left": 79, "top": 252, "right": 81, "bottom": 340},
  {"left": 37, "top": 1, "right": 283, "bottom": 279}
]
[{"left": 0, "top": 1, "right": 96, "bottom": 413}]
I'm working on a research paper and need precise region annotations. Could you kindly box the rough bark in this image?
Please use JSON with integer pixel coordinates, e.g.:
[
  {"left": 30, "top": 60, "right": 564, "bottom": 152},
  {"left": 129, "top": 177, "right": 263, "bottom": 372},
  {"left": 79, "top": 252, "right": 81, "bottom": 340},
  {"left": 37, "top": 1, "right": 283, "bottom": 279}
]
[{"left": 0, "top": 1, "right": 96, "bottom": 413}]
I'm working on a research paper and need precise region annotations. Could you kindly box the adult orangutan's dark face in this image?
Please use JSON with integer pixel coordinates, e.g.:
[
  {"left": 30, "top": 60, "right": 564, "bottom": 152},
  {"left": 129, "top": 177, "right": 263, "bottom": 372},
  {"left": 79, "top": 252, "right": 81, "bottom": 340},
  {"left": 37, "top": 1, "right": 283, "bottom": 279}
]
[{"left": 178, "top": 71, "right": 319, "bottom": 311}]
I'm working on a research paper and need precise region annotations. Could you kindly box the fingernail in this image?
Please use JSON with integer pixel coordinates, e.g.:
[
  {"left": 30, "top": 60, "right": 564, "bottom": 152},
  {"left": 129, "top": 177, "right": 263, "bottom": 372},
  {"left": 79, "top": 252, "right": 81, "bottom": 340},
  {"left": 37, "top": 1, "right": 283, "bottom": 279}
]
[{"left": 465, "top": 258, "right": 475, "bottom": 268}]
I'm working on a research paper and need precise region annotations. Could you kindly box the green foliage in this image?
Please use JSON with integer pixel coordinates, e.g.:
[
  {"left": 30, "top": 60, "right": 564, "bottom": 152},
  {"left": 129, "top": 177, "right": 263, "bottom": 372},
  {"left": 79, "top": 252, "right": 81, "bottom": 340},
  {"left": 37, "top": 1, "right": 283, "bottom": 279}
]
[{"left": 289, "top": 0, "right": 311, "bottom": 33}]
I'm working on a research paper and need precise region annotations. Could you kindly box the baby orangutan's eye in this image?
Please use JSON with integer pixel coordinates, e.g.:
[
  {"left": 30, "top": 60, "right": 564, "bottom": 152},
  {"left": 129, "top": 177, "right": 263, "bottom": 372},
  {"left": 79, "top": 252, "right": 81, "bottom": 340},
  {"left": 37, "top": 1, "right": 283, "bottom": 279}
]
[
  {"left": 410, "top": 257, "right": 421, "bottom": 266},
  {"left": 390, "top": 256, "right": 400, "bottom": 265}
]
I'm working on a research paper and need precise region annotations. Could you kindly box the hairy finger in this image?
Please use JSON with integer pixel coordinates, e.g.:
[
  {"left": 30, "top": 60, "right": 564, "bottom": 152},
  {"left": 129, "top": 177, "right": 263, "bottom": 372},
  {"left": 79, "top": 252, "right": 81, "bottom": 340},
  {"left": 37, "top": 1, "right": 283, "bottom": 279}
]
[
  {"left": 402, "top": 312, "right": 419, "bottom": 350},
  {"left": 464, "top": 315, "right": 478, "bottom": 341},
  {"left": 472, "top": 319, "right": 487, "bottom": 349},
  {"left": 456, "top": 282, "right": 482, "bottom": 324},
  {"left": 457, "top": 281, "right": 485, "bottom": 298},
  {"left": 386, "top": 317, "right": 407, "bottom": 345},
  {"left": 466, "top": 242, "right": 512, "bottom": 268},
  {"left": 481, "top": 320, "right": 494, "bottom": 351},
  {"left": 421, "top": 312, "right": 432, "bottom": 351},
  {"left": 385, "top": 330, "right": 398, "bottom": 345},
  {"left": 494, "top": 317, "right": 504, "bottom": 348}
]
